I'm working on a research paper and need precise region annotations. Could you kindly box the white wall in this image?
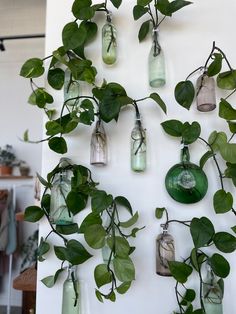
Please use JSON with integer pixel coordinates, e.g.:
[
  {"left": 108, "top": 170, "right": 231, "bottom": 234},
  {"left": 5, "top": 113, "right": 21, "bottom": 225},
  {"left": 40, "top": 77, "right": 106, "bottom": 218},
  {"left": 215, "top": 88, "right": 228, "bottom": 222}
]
[
  {"left": 37, "top": 0, "right": 236, "bottom": 313},
  {"left": 0, "top": 0, "right": 45, "bottom": 307}
]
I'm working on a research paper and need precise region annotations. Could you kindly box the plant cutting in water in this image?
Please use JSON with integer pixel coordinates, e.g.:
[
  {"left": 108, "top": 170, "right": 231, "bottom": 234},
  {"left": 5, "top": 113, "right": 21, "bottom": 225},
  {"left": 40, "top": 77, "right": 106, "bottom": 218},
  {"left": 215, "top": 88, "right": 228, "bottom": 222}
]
[{"left": 24, "top": 159, "right": 144, "bottom": 302}]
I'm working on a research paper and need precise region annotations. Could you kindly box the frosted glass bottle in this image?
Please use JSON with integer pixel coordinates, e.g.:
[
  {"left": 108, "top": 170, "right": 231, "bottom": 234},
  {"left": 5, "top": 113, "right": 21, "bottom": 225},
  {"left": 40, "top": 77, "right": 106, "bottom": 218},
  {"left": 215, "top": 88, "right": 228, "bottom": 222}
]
[
  {"left": 90, "top": 119, "right": 107, "bottom": 166},
  {"left": 102, "top": 12, "right": 117, "bottom": 65},
  {"left": 50, "top": 171, "right": 72, "bottom": 225},
  {"left": 148, "top": 29, "right": 166, "bottom": 88},
  {"left": 196, "top": 73, "right": 216, "bottom": 112},
  {"left": 156, "top": 224, "right": 175, "bottom": 276},
  {"left": 64, "top": 69, "right": 80, "bottom": 106},
  {"left": 203, "top": 264, "right": 223, "bottom": 314},
  {"left": 62, "top": 265, "right": 81, "bottom": 314},
  {"left": 131, "top": 117, "right": 146, "bottom": 172}
]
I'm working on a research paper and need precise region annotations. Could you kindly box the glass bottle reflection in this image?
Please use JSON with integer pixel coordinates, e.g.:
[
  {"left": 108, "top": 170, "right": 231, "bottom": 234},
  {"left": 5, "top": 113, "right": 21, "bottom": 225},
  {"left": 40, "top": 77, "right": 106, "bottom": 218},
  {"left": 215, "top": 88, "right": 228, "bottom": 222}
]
[
  {"left": 148, "top": 28, "right": 166, "bottom": 88},
  {"left": 203, "top": 264, "right": 223, "bottom": 314},
  {"left": 165, "top": 145, "right": 208, "bottom": 204},
  {"left": 62, "top": 265, "right": 81, "bottom": 314},
  {"left": 131, "top": 115, "right": 146, "bottom": 172},
  {"left": 196, "top": 73, "right": 216, "bottom": 112},
  {"left": 90, "top": 119, "right": 107, "bottom": 166},
  {"left": 156, "top": 224, "right": 175, "bottom": 276},
  {"left": 102, "top": 11, "right": 117, "bottom": 65},
  {"left": 64, "top": 69, "right": 80, "bottom": 106}
]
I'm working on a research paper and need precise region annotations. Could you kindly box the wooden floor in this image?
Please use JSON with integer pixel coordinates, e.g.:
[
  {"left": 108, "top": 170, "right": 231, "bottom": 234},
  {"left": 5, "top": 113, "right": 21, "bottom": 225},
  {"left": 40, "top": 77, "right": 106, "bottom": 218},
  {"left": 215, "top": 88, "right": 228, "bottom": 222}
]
[{"left": 0, "top": 306, "right": 21, "bottom": 314}]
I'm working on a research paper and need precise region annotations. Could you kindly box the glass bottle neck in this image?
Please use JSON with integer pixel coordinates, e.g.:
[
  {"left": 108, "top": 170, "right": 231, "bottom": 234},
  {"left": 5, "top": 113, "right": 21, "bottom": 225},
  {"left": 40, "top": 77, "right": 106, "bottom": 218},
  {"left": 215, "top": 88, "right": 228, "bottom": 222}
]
[
  {"left": 181, "top": 145, "right": 190, "bottom": 163},
  {"left": 67, "top": 265, "right": 78, "bottom": 281},
  {"left": 106, "top": 11, "right": 112, "bottom": 23},
  {"left": 152, "top": 29, "right": 161, "bottom": 56}
]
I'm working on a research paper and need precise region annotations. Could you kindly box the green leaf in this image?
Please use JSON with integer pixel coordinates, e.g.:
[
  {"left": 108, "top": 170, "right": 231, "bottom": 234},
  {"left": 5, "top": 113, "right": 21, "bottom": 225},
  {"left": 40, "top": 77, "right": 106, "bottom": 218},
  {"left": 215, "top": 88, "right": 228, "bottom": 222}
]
[
  {"left": 84, "top": 224, "right": 106, "bottom": 249},
  {"left": 190, "top": 217, "right": 215, "bottom": 248},
  {"left": 220, "top": 143, "right": 236, "bottom": 163},
  {"left": 150, "top": 93, "right": 167, "bottom": 114},
  {"left": 91, "top": 190, "right": 113, "bottom": 213},
  {"left": 110, "top": 0, "right": 122, "bottom": 8},
  {"left": 28, "top": 88, "right": 53, "bottom": 108},
  {"left": 180, "top": 289, "right": 196, "bottom": 306},
  {"left": 228, "top": 121, "right": 236, "bottom": 133},
  {"left": 209, "top": 253, "right": 230, "bottom": 278},
  {"left": 217, "top": 70, "right": 236, "bottom": 90},
  {"left": 161, "top": 119, "right": 183, "bottom": 137},
  {"left": 80, "top": 21, "right": 98, "bottom": 45},
  {"left": 67, "top": 239, "right": 92, "bottom": 265},
  {"left": 217, "top": 278, "right": 224, "bottom": 297},
  {"left": 130, "top": 226, "right": 145, "bottom": 237},
  {"left": 133, "top": 5, "right": 149, "bottom": 20},
  {"left": 219, "top": 98, "right": 236, "bottom": 120},
  {"left": 36, "top": 172, "right": 51, "bottom": 188},
  {"left": 113, "top": 257, "right": 135, "bottom": 282},
  {"left": 156, "top": 0, "right": 171, "bottom": 16},
  {"left": 79, "top": 212, "right": 102, "bottom": 233},
  {"left": 175, "top": 81, "right": 195, "bottom": 110},
  {"left": 56, "top": 223, "right": 79, "bottom": 235},
  {"left": 72, "top": 0, "right": 94, "bottom": 20},
  {"left": 20, "top": 58, "right": 44, "bottom": 78},
  {"left": 38, "top": 238, "right": 50, "bottom": 262},
  {"left": 47, "top": 68, "right": 65, "bottom": 90},
  {"left": 190, "top": 249, "right": 206, "bottom": 272},
  {"left": 41, "top": 194, "right": 51, "bottom": 214},
  {"left": 54, "top": 246, "right": 67, "bottom": 261},
  {"left": 114, "top": 196, "right": 133, "bottom": 215},
  {"left": 182, "top": 121, "right": 201, "bottom": 144},
  {"left": 231, "top": 226, "right": 236, "bottom": 234},
  {"left": 46, "top": 121, "right": 63, "bottom": 136},
  {"left": 107, "top": 236, "right": 130, "bottom": 258},
  {"left": 24, "top": 206, "right": 44, "bottom": 222},
  {"left": 199, "top": 151, "right": 214, "bottom": 169},
  {"left": 48, "top": 137, "right": 67, "bottom": 154},
  {"left": 95, "top": 289, "right": 104, "bottom": 303},
  {"left": 168, "top": 261, "right": 192, "bottom": 283},
  {"left": 213, "top": 232, "right": 236, "bottom": 253},
  {"left": 137, "top": 0, "right": 152, "bottom": 5},
  {"left": 208, "top": 131, "right": 227, "bottom": 152},
  {"left": 155, "top": 207, "right": 166, "bottom": 219},
  {"left": 168, "top": 0, "right": 192, "bottom": 14},
  {"left": 23, "top": 129, "right": 29, "bottom": 142},
  {"left": 116, "top": 281, "right": 131, "bottom": 294},
  {"left": 41, "top": 269, "right": 64, "bottom": 288},
  {"left": 66, "top": 191, "right": 87, "bottom": 215},
  {"left": 138, "top": 20, "right": 150, "bottom": 42},
  {"left": 52, "top": 47, "right": 68, "bottom": 66},
  {"left": 213, "top": 189, "right": 233, "bottom": 214},
  {"left": 207, "top": 53, "right": 223, "bottom": 76},
  {"left": 119, "top": 212, "right": 139, "bottom": 228},
  {"left": 94, "top": 264, "right": 112, "bottom": 288},
  {"left": 62, "top": 22, "right": 86, "bottom": 51}
]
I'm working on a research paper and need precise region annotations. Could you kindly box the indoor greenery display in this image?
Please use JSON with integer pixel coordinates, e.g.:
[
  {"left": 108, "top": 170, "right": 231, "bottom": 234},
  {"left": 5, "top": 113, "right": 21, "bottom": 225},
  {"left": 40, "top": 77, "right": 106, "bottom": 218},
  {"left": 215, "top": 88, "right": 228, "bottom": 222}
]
[{"left": 24, "top": 159, "right": 144, "bottom": 302}]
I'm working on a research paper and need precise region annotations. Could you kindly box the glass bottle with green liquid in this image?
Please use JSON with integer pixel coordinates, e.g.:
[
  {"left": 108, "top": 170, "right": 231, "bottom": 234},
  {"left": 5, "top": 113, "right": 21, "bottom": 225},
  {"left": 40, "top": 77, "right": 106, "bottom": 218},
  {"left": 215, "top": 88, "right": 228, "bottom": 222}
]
[{"left": 102, "top": 11, "right": 117, "bottom": 65}]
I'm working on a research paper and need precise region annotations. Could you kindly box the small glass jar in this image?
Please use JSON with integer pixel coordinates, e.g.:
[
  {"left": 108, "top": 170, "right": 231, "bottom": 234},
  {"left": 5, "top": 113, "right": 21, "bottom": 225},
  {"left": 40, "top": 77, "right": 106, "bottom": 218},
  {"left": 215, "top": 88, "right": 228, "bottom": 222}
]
[
  {"left": 50, "top": 170, "right": 72, "bottom": 225},
  {"left": 156, "top": 224, "right": 175, "bottom": 276},
  {"left": 90, "top": 119, "right": 107, "bottom": 166},
  {"left": 148, "top": 28, "right": 166, "bottom": 88},
  {"left": 131, "top": 116, "right": 146, "bottom": 172},
  {"left": 102, "top": 12, "right": 117, "bottom": 65},
  {"left": 62, "top": 265, "right": 81, "bottom": 314},
  {"left": 196, "top": 73, "right": 216, "bottom": 112},
  {"left": 203, "top": 264, "right": 223, "bottom": 314},
  {"left": 64, "top": 69, "right": 80, "bottom": 107}
]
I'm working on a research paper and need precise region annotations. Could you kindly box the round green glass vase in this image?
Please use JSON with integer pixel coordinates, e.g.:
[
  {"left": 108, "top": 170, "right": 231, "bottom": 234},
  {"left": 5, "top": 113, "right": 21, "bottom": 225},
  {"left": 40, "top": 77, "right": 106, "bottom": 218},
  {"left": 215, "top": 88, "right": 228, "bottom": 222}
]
[{"left": 165, "top": 146, "right": 208, "bottom": 204}]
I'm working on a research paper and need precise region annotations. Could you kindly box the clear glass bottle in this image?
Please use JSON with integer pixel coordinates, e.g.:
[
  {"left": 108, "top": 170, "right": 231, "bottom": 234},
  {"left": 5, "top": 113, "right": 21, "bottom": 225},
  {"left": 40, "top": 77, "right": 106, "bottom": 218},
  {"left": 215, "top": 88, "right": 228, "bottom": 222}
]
[
  {"left": 156, "top": 224, "right": 175, "bottom": 276},
  {"left": 203, "top": 264, "right": 223, "bottom": 314},
  {"left": 196, "top": 73, "right": 216, "bottom": 112},
  {"left": 165, "top": 145, "right": 208, "bottom": 204},
  {"left": 50, "top": 170, "right": 72, "bottom": 225},
  {"left": 102, "top": 11, "right": 117, "bottom": 65},
  {"left": 148, "top": 28, "right": 166, "bottom": 88},
  {"left": 131, "top": 116, "right": 146, "bottom": 172},
  {"left": 90, "top": 119, "right": 107, "bottom": 166},
  {"left": 62, "top": 265, "right": 81, "bottom": 314},
  {"left": 64, "top": 69, "right": 80, "bottom": 107}
]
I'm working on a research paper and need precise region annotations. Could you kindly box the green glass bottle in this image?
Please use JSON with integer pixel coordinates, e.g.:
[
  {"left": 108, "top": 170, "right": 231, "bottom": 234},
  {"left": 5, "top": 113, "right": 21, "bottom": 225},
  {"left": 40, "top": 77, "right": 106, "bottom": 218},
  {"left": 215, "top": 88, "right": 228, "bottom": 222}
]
[
  {"left": 102, "top": 11, "right": 117, "bottom": 65},
  {"left": 62, "top": 265, "right": 81, "bottom": 314},
  {"left": 165, "top": 145, "right": 208, "bottom": 204},
  {"left": 64, "top": 69, "right": 80, "bottom": 106},
  {"left": 148, "top": 28, "right": 166, "bottom": 88},
  {"left": 131, "top": 115, "right": 146, "bottom": 172},
  {"left": 203, "top": 264, "right": 223, "bottom": 314}
]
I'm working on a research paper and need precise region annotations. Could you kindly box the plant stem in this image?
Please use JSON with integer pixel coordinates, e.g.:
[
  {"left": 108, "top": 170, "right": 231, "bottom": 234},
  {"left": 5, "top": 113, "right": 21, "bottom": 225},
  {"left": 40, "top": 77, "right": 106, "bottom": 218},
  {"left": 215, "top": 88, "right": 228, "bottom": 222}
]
[
  {"left": 185, "top": 66, "right": 205, "bottom": 80},
  {"left": 203, "top": 41, "right": 216, "bottom": 70},
  {"left": 42, "top": 54, "right": 53, "bottom": 61},
  {"left": 225, "top": 88, "right": 236, "bottom": 100},
  {"left": 166, "top": 219, "right": 191, "bottom": 227},
  {"left": 228, "top": 133, "right": 235, "bottom": 143}
]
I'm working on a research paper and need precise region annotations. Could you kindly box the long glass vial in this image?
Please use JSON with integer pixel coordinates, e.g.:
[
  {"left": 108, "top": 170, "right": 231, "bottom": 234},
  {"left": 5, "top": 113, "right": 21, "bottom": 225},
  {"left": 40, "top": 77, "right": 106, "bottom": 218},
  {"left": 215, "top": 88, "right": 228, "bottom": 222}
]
[
  {"left": 203, "top": 264, "right": 223, "bottom": 314},
  {"left": 62, "top": 265, "right": 81, "bottom": 314},
  {"left": 50, "top": 170, "right": 72, "bottom": 225},
  {"left": 64, "top": 69, "right": 80, "bottom": 106},
  {"left": 156, "top": 224, "right": 175, "bottom": 276},
  {"left": 148, "top": 28, "right": 166, "bottom": 88},
  {"left": 102, "top": 11, "right": 117, "bottom": 65},
  {"left": 196, "top": 73, "right": 216, "bottom": 112},
  {"left": 90, "top": 119, "right": 107, "bottom": 166},
  {"left": 131, "top": 114, "right": 146, "bottom": 172}
]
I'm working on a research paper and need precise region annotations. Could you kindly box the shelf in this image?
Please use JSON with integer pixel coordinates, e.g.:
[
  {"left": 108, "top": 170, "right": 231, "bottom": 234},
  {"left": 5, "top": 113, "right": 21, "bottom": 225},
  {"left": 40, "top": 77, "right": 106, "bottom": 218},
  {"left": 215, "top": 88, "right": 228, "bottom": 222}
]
[{"left": 0, "top": 176, "right": 33, "bottom": 179}]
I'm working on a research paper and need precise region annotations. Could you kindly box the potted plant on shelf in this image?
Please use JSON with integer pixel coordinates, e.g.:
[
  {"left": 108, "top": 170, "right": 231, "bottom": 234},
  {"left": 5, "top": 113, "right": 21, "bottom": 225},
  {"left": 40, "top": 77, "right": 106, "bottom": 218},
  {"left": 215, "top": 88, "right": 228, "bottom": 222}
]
[{"left": 0, "top": 145, "right": 17, "bottom": 176}]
